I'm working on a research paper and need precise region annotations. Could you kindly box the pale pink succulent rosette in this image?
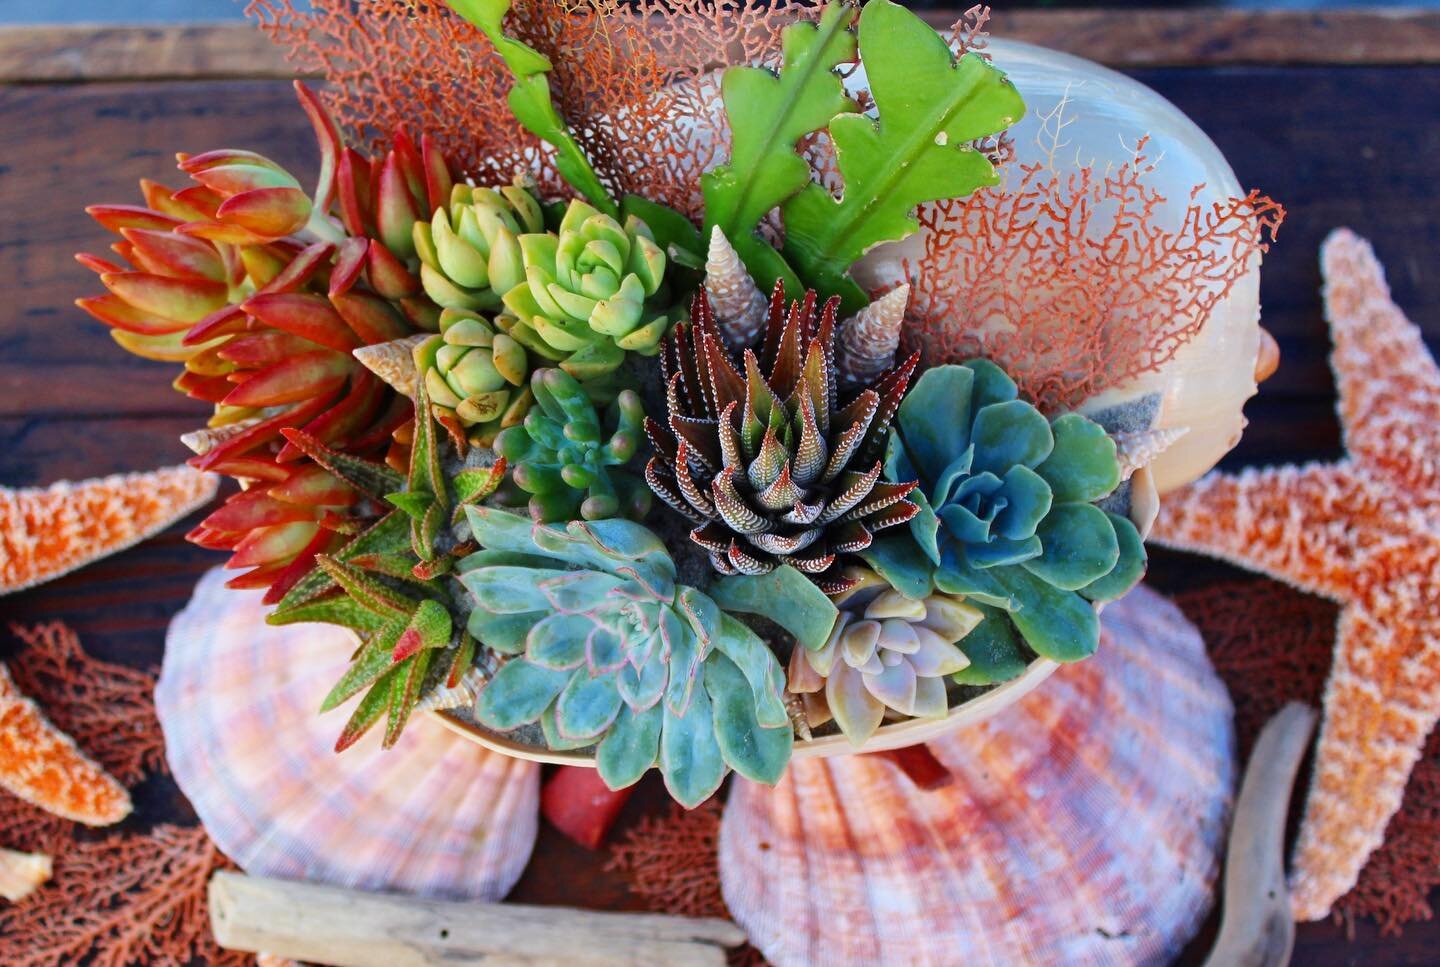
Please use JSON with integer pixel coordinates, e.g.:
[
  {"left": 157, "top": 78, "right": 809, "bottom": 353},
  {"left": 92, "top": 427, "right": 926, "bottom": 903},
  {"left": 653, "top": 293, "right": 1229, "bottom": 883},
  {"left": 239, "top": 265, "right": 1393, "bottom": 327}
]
[{"left": 158, "top": 572, "right": 1233, "bottom": 965}]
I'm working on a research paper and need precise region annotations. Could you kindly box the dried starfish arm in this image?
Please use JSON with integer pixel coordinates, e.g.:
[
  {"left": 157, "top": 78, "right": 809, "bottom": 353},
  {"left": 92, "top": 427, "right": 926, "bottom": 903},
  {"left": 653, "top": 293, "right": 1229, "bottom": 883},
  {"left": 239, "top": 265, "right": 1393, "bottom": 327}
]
[
  {"left": 0, "top": 465, "right": 218, "bottom": 595},
  {"left": 0, "top": 663, "right": 131, "bottom": 826}
]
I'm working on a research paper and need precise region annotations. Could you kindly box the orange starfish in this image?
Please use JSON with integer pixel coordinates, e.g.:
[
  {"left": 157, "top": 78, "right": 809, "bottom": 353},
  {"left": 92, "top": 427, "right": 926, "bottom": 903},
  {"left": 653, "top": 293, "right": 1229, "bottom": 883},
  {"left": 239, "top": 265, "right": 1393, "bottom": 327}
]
[
  {"left": 0, "top": 466, "right": 217, "bottom": 595},
  {"left": 1150, "top": 228, "right": 1440, "bottom": 920},
  {"left": 0, "top": 662, "right": 131, "bottom": 826}
]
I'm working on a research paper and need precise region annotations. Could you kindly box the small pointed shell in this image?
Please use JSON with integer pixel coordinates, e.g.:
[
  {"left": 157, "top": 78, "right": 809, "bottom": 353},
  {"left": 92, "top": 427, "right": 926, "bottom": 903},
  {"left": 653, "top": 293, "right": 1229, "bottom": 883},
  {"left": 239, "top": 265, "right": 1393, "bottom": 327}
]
[
  {"left": 720, "top": 584, "right": 1234, "bottom": 967},
  {"left": 705, "top": 226, "right": 768, "bottom": 350},
  {"left": 0, "top": 848, "right": 52, "bottom": 902},
  {"left": 836, "top": 284, "right": 909, "bottom": 390},
  {"left": 180, "top": 418, "right": 263, "bottom": 457},
  {"left": 1115, "top": 426, "right": 1190, "bottom": 482},
  {"left": 354, "top": 334, "right": 430, "bottom": 400},
  {"left": 157, "top": 568, "right": 540, "bottom": 900}
]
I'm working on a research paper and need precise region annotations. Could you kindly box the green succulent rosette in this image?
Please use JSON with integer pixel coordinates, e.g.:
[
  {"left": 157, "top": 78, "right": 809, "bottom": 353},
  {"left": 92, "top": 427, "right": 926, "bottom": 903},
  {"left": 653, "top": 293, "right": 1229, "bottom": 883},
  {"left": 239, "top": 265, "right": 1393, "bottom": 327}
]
[
  {"left": 459, "top": 506, "right": 801, "bottom": 806},
  {"left": 414, "top": 308, "right": 533, "bottom": 447},
  {"left": 501, "top": 199, "right": 674, "bottom": 377},
  {"left": 862, "top": 361, "right": 1145, "bottom": 680},
  {"left": 414, "top": 181, "right": 541, "bottom": 312},
  {"left": 493, "top": 367, "right": 652, "bottom": 523}
]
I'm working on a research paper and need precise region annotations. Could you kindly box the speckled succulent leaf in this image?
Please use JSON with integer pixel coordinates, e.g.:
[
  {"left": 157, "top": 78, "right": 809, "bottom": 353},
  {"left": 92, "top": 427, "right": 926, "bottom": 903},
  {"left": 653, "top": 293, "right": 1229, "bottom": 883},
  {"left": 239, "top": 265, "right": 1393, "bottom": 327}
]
[
  {"left": 476, "top": 659, "right": 571, "bottom": 730},
  {"left": 1079, "top": 513, "right": 1146, "bottom": 602},
  {"left": 386, "top": 491, "right": 432, "bottom": 520},
  {"left": 709, "top": 566, "right": 839, "bottom": 652},
  {"left": 949, "top": 601, "right": 1028, "bottom": 686},
  {"left": 267, "top": 591, "right": 392, "bottom": 633},
  {"left": 319, "top": 619, "right": 406, "bottom": 712},
  {"left": 597, "top": 703, "right": 663, "bottom": 790},
  {"left": 704, "top": 650, "right": 792, "bottom": 785},
  {"left": 659, "top": 682, "right": 726, "bottom": 808},
  {"left": 1021, "top": 503, "right": 1120, "bottom": 591},
  {"left": 280, "top": 427, "right": 405, "bottom": 501},
  {"left": 453, "top": 463, "right": 506, "bottom": 505},
  {"left": 782, "top": 0, "right": 1024, "bottom": 313},
  {"left": 393, "top": 599, "right": 452, "bottom": 661},
  {"left": 442, "top": 0, "right": 615, "bottom": 215},
  {"left": 335, "top": 670, "right": 395, "bottom": 752},
  {"left": 702, "top": 2, "right": 857, "bottom": 300},
  {"left": 314, "top": 554, "right": 417, "bottom": 619},
  {"left": 994, "top": 566, "right": 1100, "bottom": 662},
  {"left": 1037, "top": 413, "right": 1121, "bottom": 503},
  {"left": 382, "top": 646, "right": 433, "bottom": 747}
]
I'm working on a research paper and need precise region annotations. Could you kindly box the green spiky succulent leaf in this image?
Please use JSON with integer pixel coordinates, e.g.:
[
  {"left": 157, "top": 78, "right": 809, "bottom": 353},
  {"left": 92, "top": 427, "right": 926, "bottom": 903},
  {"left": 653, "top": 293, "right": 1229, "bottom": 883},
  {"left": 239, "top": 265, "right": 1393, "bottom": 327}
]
[
  {"left": 702, "top": 1, "right": 858, "bottom": 300},
  {"left": 864, "top": 361, "right": 1144, "bottom": 668},
  {"left": 460, "top": 507, "right": 792, "bottom": 806},
  {"left": 781, "top": 0, "right": 1025, "bottom": 313}
]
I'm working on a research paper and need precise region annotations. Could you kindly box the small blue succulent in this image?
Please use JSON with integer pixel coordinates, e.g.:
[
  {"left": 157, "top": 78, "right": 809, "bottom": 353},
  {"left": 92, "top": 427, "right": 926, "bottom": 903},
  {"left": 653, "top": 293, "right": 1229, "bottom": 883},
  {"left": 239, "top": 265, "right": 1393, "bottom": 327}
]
[{"left": 863, "top": 361, "right": 1144, "bottom": 679}]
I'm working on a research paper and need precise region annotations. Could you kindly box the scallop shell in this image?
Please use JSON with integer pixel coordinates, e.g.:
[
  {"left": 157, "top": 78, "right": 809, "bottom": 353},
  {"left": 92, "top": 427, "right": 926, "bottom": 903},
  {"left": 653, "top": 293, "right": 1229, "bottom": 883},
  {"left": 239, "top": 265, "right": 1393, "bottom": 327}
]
[
  {"left": 156, "top": 567, "right": 540, "bottom": 900},
  {"left": 719, "top": 583, "right": 1235, "bottom": 967}
]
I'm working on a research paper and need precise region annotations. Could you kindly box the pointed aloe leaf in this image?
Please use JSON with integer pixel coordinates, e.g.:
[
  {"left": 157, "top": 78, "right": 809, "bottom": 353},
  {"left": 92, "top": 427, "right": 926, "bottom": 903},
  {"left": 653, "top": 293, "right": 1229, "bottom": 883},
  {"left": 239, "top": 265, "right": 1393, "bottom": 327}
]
[
  {"left": 444, "top": 0, "right": 616, "bottom": 215},
  {"left": 712, "top": 613, "right": 788, "bottom": 729},
  {"left": 453, "top": 461, "right": 507, "bottom": 506},
  {"left": 950, "top": 601, "right": 1029, "bottom": 686},
  {"left": 702, "top": 2, "right": 857, "bottom": 298},
  {"left": 320, "top": 619, "right": 406, "bottom": 712},
  {"left": 782, "top": 0, "right": 1025, "bottom": 313},
  {"left": 597, "top": 702, "right": 662, "bottom": 790},
  {"left": 334, "top": 669, "right": 396, "bottom": 752},
  {"left": 386, "top": 491, "right": 432, "bottom": 521},
  {"left": 413, "top": 497, "right": 448, "bottom": 562},
  {"left": 268, "top": 592, "right": 390, "bottom": 633},
  {"left": 408, "top": 379, "right": 448, "bottom": 510},
  {"left": 475, "top": 659, "right": 569, "bottom": 729},
  {"left": 392, "top": 598, "right": 452, "bottom": 661},
  {"left": 316, "top": 554, "right": 417, "bottom": 619},
  {"left": 280, "top": 427, "right": 404, "bottom": 501},
  {"left": 660, "top": 682, "right": 726, "bottom": 808},
  {"left": 274, "top": 511, "right": 411, "bottom": 611},
  {"left": 382, "top": 649, "right": 433, "bottom": 748},
  {"left": 711, "top": 565, "right": 838, "bottom": 651},
  {"left": 704, "top": 650, "right": 792, "bottom": 785},
  {"left": 1079, "top": 512, "right": 1146, "bottom": 603}
]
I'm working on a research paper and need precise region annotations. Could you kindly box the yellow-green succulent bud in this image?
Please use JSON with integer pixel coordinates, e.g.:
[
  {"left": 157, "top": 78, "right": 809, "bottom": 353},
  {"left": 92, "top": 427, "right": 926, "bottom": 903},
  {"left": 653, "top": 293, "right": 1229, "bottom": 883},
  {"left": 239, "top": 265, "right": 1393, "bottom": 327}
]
[{"left": 413, "top": 308, "right": 534, "bottom": 446}]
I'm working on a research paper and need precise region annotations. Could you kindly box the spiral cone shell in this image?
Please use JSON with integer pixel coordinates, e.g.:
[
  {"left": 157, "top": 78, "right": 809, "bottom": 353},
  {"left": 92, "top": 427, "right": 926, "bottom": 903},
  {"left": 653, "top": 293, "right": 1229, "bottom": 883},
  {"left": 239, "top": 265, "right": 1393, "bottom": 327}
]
[
  {"left": 719, "top": 584, "right": 1234, "bottom": 966},
  {"left": 836, "top": 284, "right": 909, "bottom": 390},
  {"left": 704, "top": 226, "right": 768, "bottom": 350},
  {"left": 157, "top": 568, "right": 540, "bottom": 900}
]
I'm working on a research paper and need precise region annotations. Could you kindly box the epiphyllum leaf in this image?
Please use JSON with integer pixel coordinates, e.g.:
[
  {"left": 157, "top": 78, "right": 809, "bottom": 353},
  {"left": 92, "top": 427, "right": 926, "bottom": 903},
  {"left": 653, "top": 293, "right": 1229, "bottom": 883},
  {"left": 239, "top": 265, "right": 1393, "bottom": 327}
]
[
  {"left": 782, "top": 0, "right": 1025, "bottom": 314},
  {"left": 444, "top": 0, "right": 616, "bottom": 217},
  {"left": 702, "top": 2, "right": 858, "bottom": 300}
]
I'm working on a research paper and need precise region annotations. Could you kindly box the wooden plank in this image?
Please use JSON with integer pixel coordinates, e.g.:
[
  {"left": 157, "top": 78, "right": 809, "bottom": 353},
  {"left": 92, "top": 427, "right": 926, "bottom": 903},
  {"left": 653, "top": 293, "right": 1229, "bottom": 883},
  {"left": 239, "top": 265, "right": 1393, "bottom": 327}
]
[{"left": 3, "top": 10, "right": 1440, "bottom": 84}]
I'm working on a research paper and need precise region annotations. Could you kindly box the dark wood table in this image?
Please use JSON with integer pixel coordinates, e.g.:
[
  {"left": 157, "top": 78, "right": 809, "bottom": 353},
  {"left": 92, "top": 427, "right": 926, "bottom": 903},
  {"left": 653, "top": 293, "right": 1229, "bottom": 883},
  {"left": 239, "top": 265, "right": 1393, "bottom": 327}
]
[{"left": 2, "top": 10, "right": 1438, "bottom": 965}]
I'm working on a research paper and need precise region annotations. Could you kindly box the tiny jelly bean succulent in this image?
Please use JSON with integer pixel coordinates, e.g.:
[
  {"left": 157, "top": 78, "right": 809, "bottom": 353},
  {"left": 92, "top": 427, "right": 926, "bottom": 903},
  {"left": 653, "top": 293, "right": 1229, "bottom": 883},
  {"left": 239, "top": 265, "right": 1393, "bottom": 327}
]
[
  {"left": 414, "top": 181, "right": 540, "bottom": 313},
  {"left": 863, "top": 361, "right": 1145, "bottom": 668},
  {"left": 493, "top": 368, "right": 652, "bottom": 523},
  {"left": 414, "top": 308, "right": 533, "bottom": 446},
  {"left": 788, "top": 567, "right": 981, "bottom": 744},
  {"left": 460, "top": 506, "right": 805, "bottom": 806}
]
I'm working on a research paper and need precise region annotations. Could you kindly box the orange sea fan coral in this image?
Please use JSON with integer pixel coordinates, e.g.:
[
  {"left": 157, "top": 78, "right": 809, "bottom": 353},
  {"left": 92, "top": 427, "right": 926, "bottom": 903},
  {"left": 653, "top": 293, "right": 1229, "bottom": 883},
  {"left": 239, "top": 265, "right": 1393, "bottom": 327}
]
[
  {"left": 905, "top": 142, "right": 1284, "bottom": 412},
  {"left": 0, "top": 663, "right": 130, "bottom": 827},
  {"left": 0, "top": 466, "right": 218, "bottom": 595}
]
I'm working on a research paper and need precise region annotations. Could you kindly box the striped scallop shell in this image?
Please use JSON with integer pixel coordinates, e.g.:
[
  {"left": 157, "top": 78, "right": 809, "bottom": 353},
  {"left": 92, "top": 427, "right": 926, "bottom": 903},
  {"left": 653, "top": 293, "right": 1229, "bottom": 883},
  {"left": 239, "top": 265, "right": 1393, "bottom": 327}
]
[
  {"left": 719, "top": 584, "right": 1234, "bottom": 966},
  {"left": 156, "top": 567, "right": 539, "bottom": 900}
]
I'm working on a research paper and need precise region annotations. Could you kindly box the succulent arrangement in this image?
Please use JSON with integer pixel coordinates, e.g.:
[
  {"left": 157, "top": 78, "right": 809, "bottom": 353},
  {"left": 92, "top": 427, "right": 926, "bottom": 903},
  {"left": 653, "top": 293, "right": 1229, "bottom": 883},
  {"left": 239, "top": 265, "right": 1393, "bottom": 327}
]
[{"left": 76, "top": 0, "right": 1159, "bottom": 803}]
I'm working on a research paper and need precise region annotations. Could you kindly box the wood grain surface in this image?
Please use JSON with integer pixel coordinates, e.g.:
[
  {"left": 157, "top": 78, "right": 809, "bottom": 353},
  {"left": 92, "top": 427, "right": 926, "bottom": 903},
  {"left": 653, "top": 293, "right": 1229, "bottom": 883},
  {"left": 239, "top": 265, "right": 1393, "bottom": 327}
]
[{"left": 1, "top": 13, "right": 1437, "bottom": 967}]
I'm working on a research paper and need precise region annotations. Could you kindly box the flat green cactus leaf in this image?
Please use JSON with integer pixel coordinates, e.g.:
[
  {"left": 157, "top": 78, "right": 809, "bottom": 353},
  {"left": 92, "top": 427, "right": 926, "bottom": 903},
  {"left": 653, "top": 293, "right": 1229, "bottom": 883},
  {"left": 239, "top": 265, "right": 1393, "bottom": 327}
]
[
  {"left": 443, "top": 0, "right": 616, "bottom": 215},
  {"left": 933, "top": 544, "right": 1016, "bottom": 609},
  {"left": 267, "top": 592, "right": 390, "bottom": 633},
  {"left": 334, "top": 670, "right": 396, "bottom": 752},
  {"left": 1080, "top": 512, "right": 1147, "bottom": 603},
  {"left": 994, "top": 566, "right": 1100, "bottom": 662},
  {"left": 709, "top": 565, "right": 838, "bottom": 651},
  {"left": 704, "top": 650, "right": 792, "bottom": 785},
  {"left": 467, "top": 609, "right": 544, "bottom": 655},
  {"left": 1022, "top": 503, "right": 1120, "bottom": 591},
  {"left": 860, "top": 532, "right": 936, "bottom": 601},
  {"left": 969, "top": 400, "right": 1054, "bottom": 477},
  {"left": 554, "top": 669, "right": 622, "bottom": 741},
  {"left": 475, "top": 659, "right": 570, "bottom": 730},
  {"left": 319, "top": 618, "right": 406, "bottom": 712},
  {"left": 896, "top": 364, "right": 976, "bottom": 483},
  {"left": 525, "top": 613, "right": 592, "bottom": 670},
  {"left": 1037, "top": 413, "right": 1121, "bottom": 503},
  {"left": 540, "top": 704, "right": 596, "bottom": 752},
  {"left": 991, "top": 465, "right": 1053, "bottom": 542},
  {"left": 950, "top": 601, "right": 1029, "bottom": 686},
  {"left": 713, "top": 613, "right": 789, "bottom": 729},
  {"left": 702, "top": 2, "right": 857, "bottom": 300},
  {"left": 781, "top": 0, "right": 1024, "bottom": 312},
  {"left": 660, "top": 683, "right": 726, "bottom": 808},
  {"left": 597, "top": 702, "right": 663, "bottom": 790}
]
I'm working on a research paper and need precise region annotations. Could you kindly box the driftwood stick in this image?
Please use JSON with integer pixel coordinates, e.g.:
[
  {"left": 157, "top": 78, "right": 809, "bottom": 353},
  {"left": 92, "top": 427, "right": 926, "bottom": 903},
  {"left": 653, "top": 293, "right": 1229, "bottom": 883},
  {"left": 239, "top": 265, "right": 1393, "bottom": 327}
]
[
  {"left": 1204, "top": 702, "right": 1318, "bottom": 967},
  {"left": 209, "top": 871, "right": 745, "bottom": 967}
]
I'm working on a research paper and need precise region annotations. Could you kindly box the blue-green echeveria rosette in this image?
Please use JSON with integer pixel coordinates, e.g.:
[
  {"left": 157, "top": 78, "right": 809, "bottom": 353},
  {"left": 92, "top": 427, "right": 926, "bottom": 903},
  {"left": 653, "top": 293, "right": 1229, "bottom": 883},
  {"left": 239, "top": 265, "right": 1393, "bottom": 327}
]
[
  {"left": 862, "top": 360, "right": 1145, "bottom": 676},
  {"left": 458, "top": 506, "right": 809, "bottom": 807}
]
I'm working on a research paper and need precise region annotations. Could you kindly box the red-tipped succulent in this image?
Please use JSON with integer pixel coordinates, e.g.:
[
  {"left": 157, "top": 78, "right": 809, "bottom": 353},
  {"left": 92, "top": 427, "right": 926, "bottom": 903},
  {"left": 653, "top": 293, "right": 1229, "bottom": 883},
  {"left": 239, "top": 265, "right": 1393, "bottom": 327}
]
[{"left": 76, "top": 83, "right": 459, "bottom": 602}]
